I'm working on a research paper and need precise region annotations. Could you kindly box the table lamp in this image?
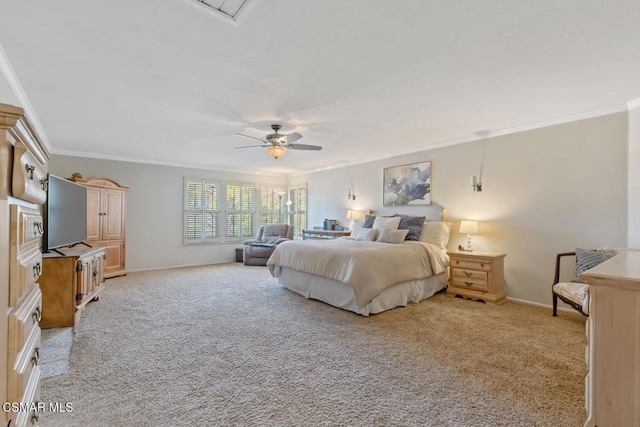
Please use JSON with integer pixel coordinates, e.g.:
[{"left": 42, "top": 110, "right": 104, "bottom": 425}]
[{"left": 459, "top": 220, "right": 478, "bottom": 251}]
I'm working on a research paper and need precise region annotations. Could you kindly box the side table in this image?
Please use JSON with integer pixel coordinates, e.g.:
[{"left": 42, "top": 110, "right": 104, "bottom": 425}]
[{"left": 447, "top": 251, "right": 506, "bottom": 304}]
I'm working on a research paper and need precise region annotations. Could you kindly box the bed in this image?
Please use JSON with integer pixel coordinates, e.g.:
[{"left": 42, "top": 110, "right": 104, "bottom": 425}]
[{"left": 267, "top": 209, "right": 451, "bottom": 315}]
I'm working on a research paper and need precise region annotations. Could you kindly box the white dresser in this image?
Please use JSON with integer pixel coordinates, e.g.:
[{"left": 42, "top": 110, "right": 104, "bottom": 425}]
[{"left": 581, "top": 250, "right": 640, "bottom": 427}]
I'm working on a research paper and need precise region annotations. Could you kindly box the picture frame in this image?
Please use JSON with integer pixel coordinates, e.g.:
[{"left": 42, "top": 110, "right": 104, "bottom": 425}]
[{"left": 383, "top": 161, "right": 431, "bottom": 206}]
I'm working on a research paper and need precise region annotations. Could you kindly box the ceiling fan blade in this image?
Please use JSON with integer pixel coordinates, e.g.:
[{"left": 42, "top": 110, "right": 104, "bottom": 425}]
[
  {"left": 287, "top": 143, "right": 323, "bottom": 151},
  {"left": 285, "top": 132, "right": 303, "bottom": 143},
  {"left": 235, "top": 133, "right": 266, "bottom": 143},
  {"left": 235, "top": 144, "right": 268, "bottom": 149}
]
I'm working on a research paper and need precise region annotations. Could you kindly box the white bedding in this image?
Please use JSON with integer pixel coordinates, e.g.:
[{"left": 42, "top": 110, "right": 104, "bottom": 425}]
[
  {"left": 267, "top": 238, "right": 449, "bottom": 314},
  {"left": 276, "top": 267, "right": 447, "bottom": 316}
]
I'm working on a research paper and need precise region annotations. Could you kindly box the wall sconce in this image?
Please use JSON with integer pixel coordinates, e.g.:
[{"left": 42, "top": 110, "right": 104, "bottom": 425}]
[
  {"left": 471, "top": 175, "right": 482, "bottom": 192},
  {"left": 458, "top": 220, "right": 478, "bottom": 252},
  {"left": 347, "top": 188, "right": 356, "bottom": 200}
]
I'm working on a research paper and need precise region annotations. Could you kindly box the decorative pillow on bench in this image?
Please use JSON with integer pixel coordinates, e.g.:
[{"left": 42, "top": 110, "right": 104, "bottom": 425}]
[{"left": 574, "top": 248, "right": 615, "bottom": 282}]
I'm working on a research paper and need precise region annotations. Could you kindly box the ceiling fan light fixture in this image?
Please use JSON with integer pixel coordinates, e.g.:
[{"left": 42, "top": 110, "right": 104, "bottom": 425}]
[{"left": 266, "top": 145, "right": 286, "bottom": 159}]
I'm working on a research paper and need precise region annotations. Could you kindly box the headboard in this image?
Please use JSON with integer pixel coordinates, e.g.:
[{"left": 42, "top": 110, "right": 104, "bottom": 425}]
[{"left": 372, "top": 203, "right": 446, "bottom": 222}]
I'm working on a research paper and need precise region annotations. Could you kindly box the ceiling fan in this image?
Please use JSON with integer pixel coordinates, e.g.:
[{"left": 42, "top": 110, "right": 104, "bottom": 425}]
[{"left": 235, "top": 124, "right": 323, "bottom": 159}]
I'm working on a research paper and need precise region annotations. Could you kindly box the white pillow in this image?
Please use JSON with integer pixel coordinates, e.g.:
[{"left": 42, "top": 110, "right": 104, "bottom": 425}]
[
  {"left": 376, "top": 228, "right": 409, "bottom": 244},
  {"left": 418, "top": 221, "right": 452, "bottom": 248},
  {"left": 350, "top": 219, "right": 363, "bottom": 236},
  {"left": 355, "top": 228, "right": 378, "bottom": 241},
  {"left": 372, "top": 216, "right": 401, "bottom": 230}
]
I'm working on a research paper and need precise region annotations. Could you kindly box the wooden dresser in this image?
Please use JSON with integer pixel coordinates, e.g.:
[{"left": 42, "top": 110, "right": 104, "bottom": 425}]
[
  {"left": 302, "top": 229, "right": 351, "bottom": 239},
  {"left": 1, "top": 103, "right": 49, "bottom": 426},
  {"left": 68, "top": 175, "right": 128, "bottom": 278},
  {"left": 581, "top": 251, "right": 640, "bottom": 427}
]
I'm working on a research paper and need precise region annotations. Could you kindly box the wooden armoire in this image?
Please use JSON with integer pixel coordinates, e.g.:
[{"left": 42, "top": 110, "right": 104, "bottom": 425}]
[{"left": 68, "top": 175, "right": 128, "bottom": 278}]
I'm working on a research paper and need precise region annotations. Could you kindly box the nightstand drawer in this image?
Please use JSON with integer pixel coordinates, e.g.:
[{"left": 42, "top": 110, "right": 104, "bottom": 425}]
[
  {"left": 451, "top": 269, "right": 488, "bottom": 292},
  {"left": 450, "top": 258, "right": 491, "bottom": 271}
]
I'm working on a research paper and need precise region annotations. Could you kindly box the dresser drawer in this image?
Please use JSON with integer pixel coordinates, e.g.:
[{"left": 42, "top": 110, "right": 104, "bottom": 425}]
[
  {"left": 451, "top": 268, "right": 489, "bottom": 292},
  {"left": 12, "top": 141, "right": 47, "bottom": 205},
  {"left": 450, "top": 257, "right": 492, "bottom": 271},
  {"left": 11, "top": 204, "right": 44, "bottom": 254},
  {"left": 12, "top": 365, "right": 41, "bottom": 427},
  {"left": 10, "top": 248, "right": 42, "bottom": 307},
  {"left": 9, "top": 287, "right": 42, "bottom": 360},
  {"left": 7, "top": 319, "right": 40, "bottom": 408}
]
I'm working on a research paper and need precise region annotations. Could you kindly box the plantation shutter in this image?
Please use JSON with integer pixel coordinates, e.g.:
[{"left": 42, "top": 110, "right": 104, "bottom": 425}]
[
  {"left": 226, "top": 184, "right": 256, "bottom": 239},
  {"left": 184, "top": 179, "right": 220, "bottom": 243}
]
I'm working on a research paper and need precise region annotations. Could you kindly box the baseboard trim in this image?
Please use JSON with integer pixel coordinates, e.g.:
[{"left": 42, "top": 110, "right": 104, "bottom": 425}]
[
  {"left": 127, "top": 260, "right": 236, "bottom": 274},
  {"left": 506, "top": 296, "right": 578, "bottom": 314}
]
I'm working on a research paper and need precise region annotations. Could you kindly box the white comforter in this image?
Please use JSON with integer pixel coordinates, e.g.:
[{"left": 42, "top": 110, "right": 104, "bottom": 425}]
[{"left": 267, "top": 238, "right": 449, "bottom": 308}]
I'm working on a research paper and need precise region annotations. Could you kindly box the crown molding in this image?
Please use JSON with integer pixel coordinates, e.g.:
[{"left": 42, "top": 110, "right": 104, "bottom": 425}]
[{"left": 290, "top": 102, "right": 634, "bottom": 178}]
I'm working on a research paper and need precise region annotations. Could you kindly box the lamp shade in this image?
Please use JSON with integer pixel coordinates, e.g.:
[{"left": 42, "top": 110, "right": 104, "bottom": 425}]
[
  {"left": 347, "top": 210, "right": 366, "bottom": 221},
  {"left": 459, "top": 220, "right": 478, "bottom": 234}
]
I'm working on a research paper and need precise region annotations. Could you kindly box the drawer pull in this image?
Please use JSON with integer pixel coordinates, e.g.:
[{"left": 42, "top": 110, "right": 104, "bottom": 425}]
[
  {"left": 31, "top": 409, "right": 41, "bottom": 424},
  {"left": 34, "top": 221, "right": 44, "bottom": 235},
  {"left": 480, "top": 263, "right": 485, "bottom": 268},
  {"left": 464, "top": 271, "right": 472, "bottom": 277},
  {"left": 32, "top": 306, "right": 42, "bottom": 323},
  {"left": 455, "top": 260, "right": 460, "bottom": 265},
  {"left": 464, "top": 281, "right": 473, "bottom": 286},
  {"left": 25, "top": 163, "right": 36, "bottom": 179},
  {"left": 31, "top": 347, "right": 40, "bottom": 366},
  {"left": 33, "top": 262, "right": 42, "bottom": 279},
  {"left": 40, "top": 177, "right": 48, "bottom": 190}
]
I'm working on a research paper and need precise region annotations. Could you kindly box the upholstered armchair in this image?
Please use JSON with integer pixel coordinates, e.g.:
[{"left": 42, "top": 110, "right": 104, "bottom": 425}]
[
  {"left": 243, "top": 224, "right": 294, "bottom": 266},
  {"left": 552, "top": 247, "right": 637, "bottom": 316}
]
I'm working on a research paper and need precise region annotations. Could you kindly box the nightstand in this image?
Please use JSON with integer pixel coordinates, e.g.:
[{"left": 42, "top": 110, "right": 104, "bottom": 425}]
[{"left": 447, "top": 251, "right": 506, "bottom": 304}]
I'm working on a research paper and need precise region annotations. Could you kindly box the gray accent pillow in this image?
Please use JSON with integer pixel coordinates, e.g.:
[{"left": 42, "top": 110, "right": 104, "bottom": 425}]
[
  {"left": 397, "top": 216, "right": 425, "bottom": 241},
  {"left": 574, "top": 248, "right": 615, "bottom": 282},
  {"left": 362, "top": 215, "right": 376, "bottom": 228}
]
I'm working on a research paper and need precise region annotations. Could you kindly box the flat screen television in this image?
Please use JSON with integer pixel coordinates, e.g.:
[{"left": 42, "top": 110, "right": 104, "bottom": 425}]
[{"left": 43, "top": 174, "right": 88, "bottom": 252}]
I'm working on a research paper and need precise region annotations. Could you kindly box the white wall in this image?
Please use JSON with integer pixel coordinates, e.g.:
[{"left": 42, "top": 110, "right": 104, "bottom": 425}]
[
  {"left": 48, "top": 156, "right": 288, "bottom": 270},
  {"left": 0, "top": 68, "right": 19, "bottom": 106},
  {"left": 294, "top": 112, "right": 629, "bottom": 306},
  {"left": 628, "top": 100, "right": 640, "bottom": 246}
]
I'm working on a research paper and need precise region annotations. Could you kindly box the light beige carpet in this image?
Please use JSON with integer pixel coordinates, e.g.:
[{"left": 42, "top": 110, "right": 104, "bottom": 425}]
[{"left": 40, "top": 263, "right": 587, "bottom": 426}]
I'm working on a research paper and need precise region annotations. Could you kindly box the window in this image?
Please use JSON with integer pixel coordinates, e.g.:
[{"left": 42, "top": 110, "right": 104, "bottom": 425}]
[
  {"left": 289, "top": 185, "right": 308, "bottom": 238},
  {"left": 184, "top": 179, "right": 220, "bottom": 243},
  {"left": 225, "top": 184, "right": 255, "bottom": 240},
  {"left": 184, "top": 178, "right": 296, "bottom": 244},
  {"left": 259, "top": 187, "right": 287, "bottom": 226}
]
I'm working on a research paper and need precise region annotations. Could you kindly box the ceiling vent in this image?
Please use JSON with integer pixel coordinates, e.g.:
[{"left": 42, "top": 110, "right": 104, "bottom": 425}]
[{"left": 187, "top": 0, "right": 257, "bottom": 26}]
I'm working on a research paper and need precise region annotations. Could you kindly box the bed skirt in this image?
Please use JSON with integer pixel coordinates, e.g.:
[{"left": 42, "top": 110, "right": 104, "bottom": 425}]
[{"left": 276, "top": 267, "right": 448, "bottom": 316}]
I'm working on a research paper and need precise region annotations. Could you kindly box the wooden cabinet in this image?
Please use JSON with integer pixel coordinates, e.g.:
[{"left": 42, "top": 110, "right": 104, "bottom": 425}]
[
  {"left": 447, "top": 251, "right": 506, "bottom": 304},
  {"left": 1, "top": 103, "right": 48, "bottom": 427},
  {"left": 39, "top": 247, "right": 106, "bottom": 328},
  {"left": 581, "top": 251, "right": 640, "bottom": 427},
  {"left": 302, "top": 229, "right": 351, "bottom": 239},
  {"left": 69, "top": 175, "right": 128, "bottom": 278}
]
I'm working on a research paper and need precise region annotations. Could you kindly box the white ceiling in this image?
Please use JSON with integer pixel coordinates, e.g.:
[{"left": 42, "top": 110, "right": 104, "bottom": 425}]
[{"left": 1, "top": 0, "right": 639, "bottom": 176}]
